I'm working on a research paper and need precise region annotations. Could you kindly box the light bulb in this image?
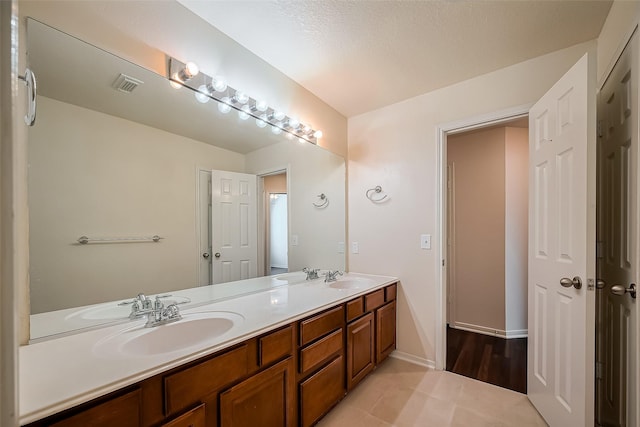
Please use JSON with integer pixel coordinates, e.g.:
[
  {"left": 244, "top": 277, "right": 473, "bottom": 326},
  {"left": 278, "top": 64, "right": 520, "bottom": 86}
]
[
  {"left": 239, "top": 105, "right": 251, "bottom": 120},
  {"left": 288, "top": 117, "right": 300, "bottom": 129},
  {"left": 285, "top": 132, "right": 294, "bottom": 140},
  {"left": 255, "top": 100, "right": 268, "bottom": 112},
  {"left": 256, "top": 114, "right": 268, "bottom": 128},
  {"left": 313, "top": 130, "right": 323, "bottom": 139},
  {"left": 218, "top": 97, "right": 231, "bottom": 114},
  {"left": 212, "top": 76, "right": 227, "bottom": 92},
  {"left": 233, "top": 90, "right": 249, "bottom": 104},
  {"left": 271, "top": 125, "right": 282, "bottom": 135},
  {"left": 298, "top": 137, "right": 306, "bottom": 144},
  {"left": 177, "top": 61, "right": 199, "bottom": 81},
  {"left": 273, "top": 110, "right": 286, "bottom": 121},
  {"left": 302, "top": 124, "right": 312, "bottom": 134},
  {"left": 195, "top": 85, "right": 210, "bottom": 103},
  {"left": 184, "top": 62, "right": 199, "bottom": 78}
]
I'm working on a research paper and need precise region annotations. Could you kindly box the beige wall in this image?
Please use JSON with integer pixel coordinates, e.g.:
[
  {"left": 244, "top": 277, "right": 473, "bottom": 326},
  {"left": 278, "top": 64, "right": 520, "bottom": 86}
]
[
  {"left": 448, "top": 127, "right": 506, "bottom": 333},
  {"left": 447, "top": 126, "right": 528, "bottom": 337},
  {"left": 29, "top": 96, "right": 245, "bottom": 312},
  {"left": 264, "top": 174, "right": 287, "bottom": 194},
  {"left": 348, "top": 41, "right": 594, "bottom": 364},
  {"left": 504, "top": 127, "right": 529, "bottom": 334}
]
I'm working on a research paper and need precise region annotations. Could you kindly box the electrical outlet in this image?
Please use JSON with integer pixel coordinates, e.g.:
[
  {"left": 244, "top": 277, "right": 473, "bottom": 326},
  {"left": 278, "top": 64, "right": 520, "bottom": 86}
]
[
  {"left": 351, "top": 242, "right": 359, "bottom": 254},
  {"left": 291, "top": 235, "right": 299, "bottom": 246}
]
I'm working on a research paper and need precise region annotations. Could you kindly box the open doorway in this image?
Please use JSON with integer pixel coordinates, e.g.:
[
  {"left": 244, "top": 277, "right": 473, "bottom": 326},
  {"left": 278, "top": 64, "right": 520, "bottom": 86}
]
[
  {"left": 444, "top": 117, "right": 529, "bottom": 393},
  {"left": 262, "top": 172, "right": 288, "bottom": 276}
]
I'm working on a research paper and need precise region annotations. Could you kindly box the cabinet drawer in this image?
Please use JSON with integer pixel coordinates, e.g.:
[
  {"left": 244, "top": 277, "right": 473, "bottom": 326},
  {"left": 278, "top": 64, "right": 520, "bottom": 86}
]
[
  {"left": 345, "top": 297, "right": 364, "bottom": 322},
  {"left": 299, "top": 306, "right": 344, "bottom": 346},
  {"left": 259, "top": 325, "right": 293, "bottom": 367},
  {"left": 299, "top": 329, "right": 343, "bottom": 375},
  {"left": 50, "top": 389, "right": 141, "bottom": 427},
  {"left": 164, "top": 344, "right": 248, "bottom": 416},
  {"left": 385, "top": 283, "right": 397, "bottom": 302},
  {"left": 299, "top": 355, "right": 345, "bottom": 427},
  {"left": 161, "top": 404, "right": 205, "bottom": 427},
  {"left": 364, "top": 289, "right": 385, "bottom": 312}
]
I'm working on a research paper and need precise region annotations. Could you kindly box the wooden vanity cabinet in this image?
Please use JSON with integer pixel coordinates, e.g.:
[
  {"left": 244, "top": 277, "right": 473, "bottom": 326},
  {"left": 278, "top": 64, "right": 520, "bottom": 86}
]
[
  {"left": 23, "top": 283, "right": 398, "bottom": 427},
  {"left": 346, "top": 283, "right": 397, "bottom": 390}
]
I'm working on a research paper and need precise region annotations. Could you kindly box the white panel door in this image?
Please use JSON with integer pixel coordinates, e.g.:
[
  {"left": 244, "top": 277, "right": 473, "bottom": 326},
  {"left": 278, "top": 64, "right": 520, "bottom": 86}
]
[
  {"left": 211, "top": 170, "right": 258, "bottom": 284},
  {"left": 528, "top": 53, "right": 596, "bottom": 427},
  {"left": 596, "top": 31, "right": 638, "bottom": 427}
]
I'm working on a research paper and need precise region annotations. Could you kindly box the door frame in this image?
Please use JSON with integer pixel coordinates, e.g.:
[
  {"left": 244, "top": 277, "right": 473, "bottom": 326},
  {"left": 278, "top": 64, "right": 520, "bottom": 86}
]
[
  {"left": 435, "top": 103, "right": 532, "bottom": 370},
  {"left": 255, "top": 166, "right": 290, "bottom": 277}
]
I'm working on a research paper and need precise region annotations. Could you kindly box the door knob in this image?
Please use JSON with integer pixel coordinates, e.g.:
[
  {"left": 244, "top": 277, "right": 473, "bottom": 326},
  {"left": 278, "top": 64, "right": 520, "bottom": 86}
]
[
  {"left": 560, "top": 276, "right": 582, "bottom": 289},
  {"left": 610, "top": 283, "right": 636, "bottom": 299},
  {"left": 214, "top": 252, "right": 221, "bottom": 258},
  {"left": 202, "top": 252, "right": 210, "bottom": 259}
]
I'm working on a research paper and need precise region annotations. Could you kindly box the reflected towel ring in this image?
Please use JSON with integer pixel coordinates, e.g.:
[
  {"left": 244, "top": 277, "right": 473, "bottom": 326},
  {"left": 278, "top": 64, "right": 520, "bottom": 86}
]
[
  {"left": 366, "top": 186, "right": 388, "bottom": 202},
  {"left": 313, "top": 193, "right": 329, "bottom": 208}
]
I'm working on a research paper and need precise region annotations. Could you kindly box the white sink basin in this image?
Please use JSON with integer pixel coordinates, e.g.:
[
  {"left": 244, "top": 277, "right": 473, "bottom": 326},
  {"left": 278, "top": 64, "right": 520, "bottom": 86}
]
[
  {"left": 273, "top": 271, "right": 307, "bottom": 283},
  {"left": 328, "top": 277, "right": 375, "bottom": 290},
  {"left": 93, "top": 311, "right": 244, "bottom": 358}
]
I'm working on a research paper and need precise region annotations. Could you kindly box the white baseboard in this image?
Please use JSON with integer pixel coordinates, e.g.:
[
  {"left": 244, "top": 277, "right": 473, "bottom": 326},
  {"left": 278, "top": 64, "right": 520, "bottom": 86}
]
[
  {"left": 389, "top": 350, "right": 436, "bottom": 370},
  {"left": 451, "top": 322, "right": 527, "bottom": 339}
]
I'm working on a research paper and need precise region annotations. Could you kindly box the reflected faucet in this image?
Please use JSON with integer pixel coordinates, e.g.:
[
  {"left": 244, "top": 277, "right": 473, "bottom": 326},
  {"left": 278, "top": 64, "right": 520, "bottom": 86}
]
[
  {"left": 303, "top": 267, "right": 320, "bottom": 280},
  {"left": 324, "top": 270, "right": 343, "bottom": 283}
]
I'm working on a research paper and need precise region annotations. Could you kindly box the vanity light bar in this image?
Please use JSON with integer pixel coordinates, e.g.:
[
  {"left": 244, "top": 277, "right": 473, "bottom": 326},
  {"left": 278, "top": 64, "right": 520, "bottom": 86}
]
[{"left": 167, "top": 57, "right": 321, "bottom": 144}]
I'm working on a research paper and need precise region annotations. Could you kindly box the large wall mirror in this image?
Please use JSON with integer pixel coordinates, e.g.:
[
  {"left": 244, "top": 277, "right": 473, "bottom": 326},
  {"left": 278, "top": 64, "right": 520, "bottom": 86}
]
[{"left": 26, "top": 19, "right": 346, "bottom": 340}]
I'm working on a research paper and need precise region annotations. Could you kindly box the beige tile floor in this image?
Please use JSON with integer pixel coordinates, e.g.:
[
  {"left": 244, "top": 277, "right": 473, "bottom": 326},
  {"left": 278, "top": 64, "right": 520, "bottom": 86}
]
[{"left": 318, "top": 357, "right": 548, "bottom": 427}]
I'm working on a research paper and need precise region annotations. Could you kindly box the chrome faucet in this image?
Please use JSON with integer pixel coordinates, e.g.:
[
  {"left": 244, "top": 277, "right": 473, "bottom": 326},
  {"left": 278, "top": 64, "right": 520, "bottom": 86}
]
[
  {"left": 127, "top": 294, "right": 182, "bottom": 326},
  {"left": 324, "top": 270, "right": 343, "bottom": 283},
  {"left": 303, "top": 267, "right": 320, "bottom": 280},
  {"left": 144, "top": 297, "right": 182, "bottom": 328},
  {"left": 128, "top": 293, "right": 153, "bottom": 319}
]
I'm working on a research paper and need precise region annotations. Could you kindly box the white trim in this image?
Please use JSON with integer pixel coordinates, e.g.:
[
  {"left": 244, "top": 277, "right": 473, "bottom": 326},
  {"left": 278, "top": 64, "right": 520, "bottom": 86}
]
[
  {"left": 435, "top": 103, "right": 532, "bottom": 371},
  {"left": 389, "top": 351, "right": 436, "bottom": 370},
  {"left": 450, "top": 322, "right": 528, "bottom": 339}
]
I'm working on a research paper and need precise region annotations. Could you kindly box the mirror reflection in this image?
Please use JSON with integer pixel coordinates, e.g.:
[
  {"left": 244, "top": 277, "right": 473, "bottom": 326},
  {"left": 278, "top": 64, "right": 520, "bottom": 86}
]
[{"left": 27, "top": 19, "right": 346, "bottom": 340}]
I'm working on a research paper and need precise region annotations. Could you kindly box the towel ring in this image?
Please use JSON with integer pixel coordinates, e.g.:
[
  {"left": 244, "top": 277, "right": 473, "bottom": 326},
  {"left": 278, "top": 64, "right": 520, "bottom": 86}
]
[
  {"left": 313, "top": 193, "right": 329, "bottom": 208},
  {"left": 366, "top": 186, "right": 388, "bottom": 202}
]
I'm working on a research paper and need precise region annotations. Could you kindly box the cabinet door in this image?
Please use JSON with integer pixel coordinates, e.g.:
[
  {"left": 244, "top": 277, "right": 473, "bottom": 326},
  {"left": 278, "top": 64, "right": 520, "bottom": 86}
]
[
  {"left": 299, "top": 355, "right": 345, "bottom": 427},
  {"left": 50, "top": 389, "right": 140, "bottom": 427},
  {"left": 346, "top": 312, "right": 374, "bottom": 390},
  {"left": 161, "top": 404, "right": 205, "bottom": 427},
  {"left": 219, "top": 358, "right": 294, "bottom": 427},
  {"left": 376, "top": 301, "right": 396, "bottom": 363}
]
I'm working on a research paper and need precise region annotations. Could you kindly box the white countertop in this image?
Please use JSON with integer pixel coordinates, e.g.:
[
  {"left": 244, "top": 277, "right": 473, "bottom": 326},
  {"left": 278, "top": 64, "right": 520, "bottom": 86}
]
[{"left": 19, "top": 272, "right": 397, "bottom": 425}]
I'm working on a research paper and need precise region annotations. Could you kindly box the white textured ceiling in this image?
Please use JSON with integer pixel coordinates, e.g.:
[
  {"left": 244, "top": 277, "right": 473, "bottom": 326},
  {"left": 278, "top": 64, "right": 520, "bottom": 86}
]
[{"left": 178, "top": 0, "right": 611, "bottom": 118}]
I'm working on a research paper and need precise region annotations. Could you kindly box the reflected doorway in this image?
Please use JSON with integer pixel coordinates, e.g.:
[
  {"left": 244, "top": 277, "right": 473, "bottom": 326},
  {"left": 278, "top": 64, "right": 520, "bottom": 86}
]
[{"left": 261, "top": 171, "right": 288, "bottom": 276}]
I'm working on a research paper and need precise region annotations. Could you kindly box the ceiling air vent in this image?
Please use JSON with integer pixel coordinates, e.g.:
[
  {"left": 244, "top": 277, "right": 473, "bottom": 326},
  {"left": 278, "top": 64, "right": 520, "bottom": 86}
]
[{"left": 112, "top": 73, "right": 143, "bottom": 93}]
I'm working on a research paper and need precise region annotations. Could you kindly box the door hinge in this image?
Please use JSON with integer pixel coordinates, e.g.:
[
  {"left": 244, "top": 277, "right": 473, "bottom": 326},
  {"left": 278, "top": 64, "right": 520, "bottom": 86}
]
[
  {"left": 442, "top": 259, "right": 445, "bottom": 267},
  {"left": 596, "top": 361, "right": 603, "bottom": 380}
]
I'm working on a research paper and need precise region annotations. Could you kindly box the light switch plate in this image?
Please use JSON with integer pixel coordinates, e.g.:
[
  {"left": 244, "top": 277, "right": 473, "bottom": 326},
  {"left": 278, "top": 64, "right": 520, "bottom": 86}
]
[
  {"left": 291, "top": 235, "right": 299, "bottom": 246},
  {"left": 351, "top": 242, "right": 359, "bottom": 254},
  {"left": 420, "top": 234, "right": 431, "bottom": 249}
]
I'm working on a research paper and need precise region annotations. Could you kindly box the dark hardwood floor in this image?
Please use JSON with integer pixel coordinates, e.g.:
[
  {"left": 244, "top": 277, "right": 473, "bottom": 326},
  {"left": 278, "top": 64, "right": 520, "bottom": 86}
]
[{"left": 446, "top": 325, "right": 527, "bottom": 394}]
